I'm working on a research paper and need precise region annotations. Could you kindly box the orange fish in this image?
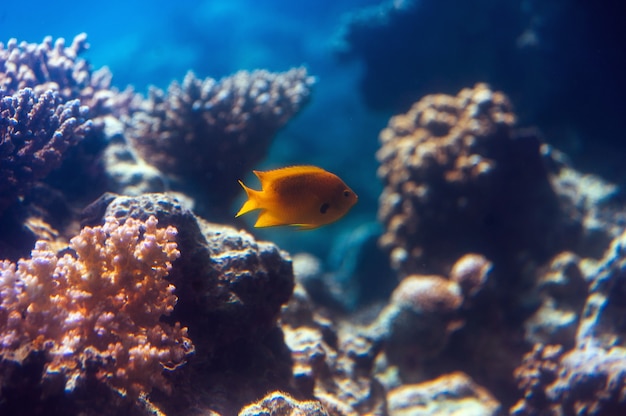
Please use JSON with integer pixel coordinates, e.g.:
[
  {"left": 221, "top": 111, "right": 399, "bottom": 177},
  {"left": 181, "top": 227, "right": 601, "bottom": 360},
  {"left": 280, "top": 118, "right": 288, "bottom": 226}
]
[{"left": 236, "top": 166, "right": 358, "bottom": 230}]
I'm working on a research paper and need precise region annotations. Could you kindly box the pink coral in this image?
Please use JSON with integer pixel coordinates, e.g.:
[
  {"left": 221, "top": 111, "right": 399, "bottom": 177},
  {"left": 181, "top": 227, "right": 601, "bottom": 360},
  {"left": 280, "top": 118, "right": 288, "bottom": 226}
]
[{"left": 0, "top": 216, "right": 193, "bottom": 399}]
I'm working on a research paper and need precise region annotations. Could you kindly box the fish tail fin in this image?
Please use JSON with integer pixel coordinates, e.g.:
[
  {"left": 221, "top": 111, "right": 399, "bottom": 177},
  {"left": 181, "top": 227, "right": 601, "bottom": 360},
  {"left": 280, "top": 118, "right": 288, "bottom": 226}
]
[{"left": 235, "top": 180, "right": 262, "bottom": 217}]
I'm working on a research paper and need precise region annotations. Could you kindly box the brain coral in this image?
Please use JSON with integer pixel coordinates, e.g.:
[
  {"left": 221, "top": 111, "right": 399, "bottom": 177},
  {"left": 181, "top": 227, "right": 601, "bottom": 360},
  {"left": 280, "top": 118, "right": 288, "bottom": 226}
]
[
  {"left": 123, "top": 68, "right": 314, "bottom": 219},
  {"left": 377, "top": 83, "right": 573, "bottom": 276},
  {"left": 0, "top": 215, "right": 192, "bottom": 405}
]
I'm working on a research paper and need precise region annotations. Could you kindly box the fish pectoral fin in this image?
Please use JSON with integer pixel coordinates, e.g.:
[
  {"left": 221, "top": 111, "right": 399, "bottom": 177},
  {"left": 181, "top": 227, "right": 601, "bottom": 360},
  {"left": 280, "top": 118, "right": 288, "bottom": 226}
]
[{"left": 254, "top": 211, "right": 286, "bottom": 228}]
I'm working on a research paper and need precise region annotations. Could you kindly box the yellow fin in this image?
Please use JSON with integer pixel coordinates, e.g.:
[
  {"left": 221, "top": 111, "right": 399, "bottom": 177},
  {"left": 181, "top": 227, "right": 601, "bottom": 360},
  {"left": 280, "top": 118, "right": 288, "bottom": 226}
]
[
  {"left": 254, "top": 210, "right": 286, "bottom": 228},
  {"left": 236, "top": 180, "right": 262, "bottom": 217}
]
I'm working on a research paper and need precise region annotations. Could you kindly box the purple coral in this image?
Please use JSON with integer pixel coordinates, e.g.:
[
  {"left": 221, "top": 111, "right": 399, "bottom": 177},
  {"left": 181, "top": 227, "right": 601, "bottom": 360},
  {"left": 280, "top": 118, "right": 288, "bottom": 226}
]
[
  {"left": 0, "top": 33, "right": 122, "bottom": 117},
  {"left": 124, "top": 68, "right": 314, "bottom": 219},
  {"left": 0, "top": 88, "right": 92, "bottom": 213}
]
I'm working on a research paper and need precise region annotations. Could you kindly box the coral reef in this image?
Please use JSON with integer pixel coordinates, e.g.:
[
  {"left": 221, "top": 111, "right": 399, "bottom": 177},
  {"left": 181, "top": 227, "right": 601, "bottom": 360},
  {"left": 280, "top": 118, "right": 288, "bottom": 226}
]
[
  {"left": 0, "top": 34, "right": 314, "bottom": 265},
  {"left": 512, "top": 228, "right": 626, "bottom": 415},
  {"left": 0, "top": 216, "right": 192, "bottom": 412},
  {"left": 0, "top": 87, "right": 92, "bottom": 214},
  {"left": 375, "top": 83, "right": 626, "bottom": 411},
  {"left": 377, "top": 83, "right": 571, "bottom": 277},
  {"left": 122, "top": 68, "right": 314, "bottom": 219},
  {"left": 80, "top": 193, "right": 296, "bottom": 414},
  {"left": 523, "top": 251, "right": 587, "bottom": 348},
  {"left": 0, "top": 33, "right": 127, "bottom": 119},
  {"left": 0, "top": 34, "right": 136, "bottom": 262},
  {"left": 280, "top": 253, "right": 498, "bottom": 415},
  {"left": 2, "top": 26, "right": 625, "bottom": 415}
]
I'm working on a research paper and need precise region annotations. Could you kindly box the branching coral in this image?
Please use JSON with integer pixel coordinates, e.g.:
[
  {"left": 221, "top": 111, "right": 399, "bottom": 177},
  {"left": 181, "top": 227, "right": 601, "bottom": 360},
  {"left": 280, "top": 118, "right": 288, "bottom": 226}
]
[
  {"left": 0, "top": 33, "right": 125, "bottom": 118},
  {"left": 0, "top": 215, "right": 193, "bottom": 400},
  {"left": 0, "top": 87, "right": 92, "bottom": 213},
  {"left": 123, "top": 68, "right": 314, "bottom": 218}
]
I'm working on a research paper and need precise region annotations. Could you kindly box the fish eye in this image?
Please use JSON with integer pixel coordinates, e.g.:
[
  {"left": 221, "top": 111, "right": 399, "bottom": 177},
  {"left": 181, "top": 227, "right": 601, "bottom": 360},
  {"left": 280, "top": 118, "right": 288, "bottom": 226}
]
[{"left": 343, "top": 190, "right": 351, "bottom": 197}]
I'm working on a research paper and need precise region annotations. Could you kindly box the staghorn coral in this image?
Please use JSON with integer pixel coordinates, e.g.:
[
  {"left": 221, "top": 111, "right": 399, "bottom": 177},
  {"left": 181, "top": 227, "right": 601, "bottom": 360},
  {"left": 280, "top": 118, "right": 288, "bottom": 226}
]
[
  {"left": 0, "top": 87, "right": 92, "bottom": 214},
  {"left": 0, "top": 33, "right": 128, "bottom": 118},
  {"left": 0, "top": 215, "right": 192, "bottom": 407},
  {"left": 123, "top": 68, "right": 314, "bottom": 219}
]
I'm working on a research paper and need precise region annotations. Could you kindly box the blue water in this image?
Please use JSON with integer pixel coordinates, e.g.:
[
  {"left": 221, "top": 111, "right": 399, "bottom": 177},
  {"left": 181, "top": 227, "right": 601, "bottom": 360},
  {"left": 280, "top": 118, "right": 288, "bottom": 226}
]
[{"left": 1, "top": 0, "right": 624, "bottom": 276}]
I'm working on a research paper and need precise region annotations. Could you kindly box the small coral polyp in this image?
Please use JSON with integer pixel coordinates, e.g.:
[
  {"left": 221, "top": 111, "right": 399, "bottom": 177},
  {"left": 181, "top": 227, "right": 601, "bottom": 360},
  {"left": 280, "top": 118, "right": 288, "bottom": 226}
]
[{"left": 0, "top": 216, "right": 192, "bottom": 399}]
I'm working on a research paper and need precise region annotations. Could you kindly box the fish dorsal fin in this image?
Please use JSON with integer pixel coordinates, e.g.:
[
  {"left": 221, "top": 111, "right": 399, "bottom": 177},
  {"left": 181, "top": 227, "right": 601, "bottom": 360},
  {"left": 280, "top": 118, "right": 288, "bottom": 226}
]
[{"left": 254, "top": 165, "right": 327, "bottom": 186}]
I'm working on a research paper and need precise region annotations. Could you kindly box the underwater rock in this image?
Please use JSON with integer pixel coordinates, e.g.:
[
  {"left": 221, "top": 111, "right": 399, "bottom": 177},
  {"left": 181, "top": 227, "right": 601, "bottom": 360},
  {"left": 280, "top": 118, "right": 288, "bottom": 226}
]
[
  {"left": 377, "top": 83, "right": 574, "bottom": 277},
  {"left": 122, "top": 68, "right": 314, "bottom": 221},
  {"left": 370, "top": 273, "right": 464, "bottom": 371},
  {"left": 548, "top": 162, "right": 624, "bottom": 259},
  {"left": 523, "top": 252, "right": 587, "bottom": 348},
  {"left": 87, "top": 193, "right": 295, "bottom": 353},
  {"left": 239, "top": 391, "right": 330, "bottom": 416},
  {"left": 449, "top": 253, "right": 492, "bottom": 299},
  {"left": 511, "top": 343, "right": 626, "bottom": 416},
  {"left": 512, "top": 228, "right": 626, "bottom": 415},
  {"left": 387, "top": 372, "right": 501, "bottom": 416},
  {"left": 101, "top": 116, "right": 168, "bottom": 196},
  {"left": 281, "top": 281, "right": 386, "bottom": 415}
]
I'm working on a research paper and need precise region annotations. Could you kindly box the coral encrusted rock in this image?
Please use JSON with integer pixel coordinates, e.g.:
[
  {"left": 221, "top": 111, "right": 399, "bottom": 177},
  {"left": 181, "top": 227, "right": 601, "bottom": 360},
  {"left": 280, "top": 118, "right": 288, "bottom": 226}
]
[
  {"left": 376, "top": 83, "right": 577, "bottom": 277},
  {"left": 81, "top": 192, "right": 296, "bottom": 414}
]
